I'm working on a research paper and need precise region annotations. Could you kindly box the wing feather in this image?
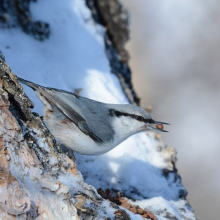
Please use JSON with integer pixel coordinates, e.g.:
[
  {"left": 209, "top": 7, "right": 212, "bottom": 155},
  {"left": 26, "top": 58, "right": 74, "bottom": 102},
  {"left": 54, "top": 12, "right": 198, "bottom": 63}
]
[
  {"left": 17, "top": 78, "right": 113, "bottom": 144},
  {"left": 38, "top": 87, "right": 104, "bottom": 143}
]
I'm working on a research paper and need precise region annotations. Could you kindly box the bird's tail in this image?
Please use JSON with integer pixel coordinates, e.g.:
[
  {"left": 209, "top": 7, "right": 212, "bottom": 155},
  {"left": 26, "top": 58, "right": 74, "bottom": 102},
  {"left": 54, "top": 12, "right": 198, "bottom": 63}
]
[{"left": 17, "top": 77, "right": 41, "bottom": 91}]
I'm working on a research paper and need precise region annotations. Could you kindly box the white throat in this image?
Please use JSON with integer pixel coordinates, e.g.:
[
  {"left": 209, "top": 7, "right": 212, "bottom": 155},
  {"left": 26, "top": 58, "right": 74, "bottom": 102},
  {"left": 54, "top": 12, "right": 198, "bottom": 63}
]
[{"left": 111, "top": 116, "right": 144, "bottom": 145}]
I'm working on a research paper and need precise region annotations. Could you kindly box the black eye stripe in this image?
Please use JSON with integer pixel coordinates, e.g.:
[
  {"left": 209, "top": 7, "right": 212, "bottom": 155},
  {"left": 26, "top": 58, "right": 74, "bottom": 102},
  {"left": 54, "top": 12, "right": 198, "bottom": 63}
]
[
  {"left": 135, "top": 115, "right": 143, "bottom": 121},
  {"left": 109, "top": 109, "right": 153, "bottom": 123}
]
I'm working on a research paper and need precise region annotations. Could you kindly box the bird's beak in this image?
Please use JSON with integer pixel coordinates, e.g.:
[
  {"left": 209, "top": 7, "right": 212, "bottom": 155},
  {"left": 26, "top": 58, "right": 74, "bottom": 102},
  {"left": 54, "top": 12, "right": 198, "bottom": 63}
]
[{"left": 148, "top": 120, "right": 170, "bottom": 132}]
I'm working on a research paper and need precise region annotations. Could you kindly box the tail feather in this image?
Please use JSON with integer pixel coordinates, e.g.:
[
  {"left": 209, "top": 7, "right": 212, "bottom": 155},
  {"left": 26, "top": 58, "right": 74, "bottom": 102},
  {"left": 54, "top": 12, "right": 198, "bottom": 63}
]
[
  {"left": 17, "top": 77, "right": 40, "bottom": 91},
  {"left": 17, "top": 77, "right": 30, "bottom": 85}
]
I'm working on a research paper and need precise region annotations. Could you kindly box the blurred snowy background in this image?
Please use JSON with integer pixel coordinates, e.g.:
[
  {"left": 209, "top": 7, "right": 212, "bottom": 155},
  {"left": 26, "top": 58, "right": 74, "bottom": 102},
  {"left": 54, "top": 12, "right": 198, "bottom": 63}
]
[{"left": 121, "top": 0, "right": 220, "bottom": 219}]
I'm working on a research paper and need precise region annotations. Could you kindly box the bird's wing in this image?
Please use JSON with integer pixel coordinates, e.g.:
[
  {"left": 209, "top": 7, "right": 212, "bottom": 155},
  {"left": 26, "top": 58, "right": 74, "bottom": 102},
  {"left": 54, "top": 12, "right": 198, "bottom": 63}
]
[
  {"left": 17, "top": 78, "right": 112, "bottom": 143},
  {"left": 78, "top": 121, "right": 102, "bottom": 143},
  {"left": 41, "top": 88, "right": 103, "bottom": 143}
]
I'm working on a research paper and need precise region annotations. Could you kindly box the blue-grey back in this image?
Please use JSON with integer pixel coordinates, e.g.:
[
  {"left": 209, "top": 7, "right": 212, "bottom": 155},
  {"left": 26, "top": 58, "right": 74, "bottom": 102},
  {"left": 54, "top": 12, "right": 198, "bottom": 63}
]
[{"left": 41, "top": 88, "right": 115, "bottom": 143}]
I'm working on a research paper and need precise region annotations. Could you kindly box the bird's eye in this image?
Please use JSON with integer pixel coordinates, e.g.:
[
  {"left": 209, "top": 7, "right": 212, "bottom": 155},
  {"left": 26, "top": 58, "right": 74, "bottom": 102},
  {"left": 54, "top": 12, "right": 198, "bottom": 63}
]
[{"left": 136, "top": 116, "right": 143, "bottom": 121}]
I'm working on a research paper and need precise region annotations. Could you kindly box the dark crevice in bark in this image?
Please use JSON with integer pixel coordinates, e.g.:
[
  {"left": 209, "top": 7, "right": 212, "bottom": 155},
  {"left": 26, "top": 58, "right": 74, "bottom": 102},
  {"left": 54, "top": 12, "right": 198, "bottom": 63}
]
[{"left": 86, "top": 0, "right": 140, "bottom": 105}]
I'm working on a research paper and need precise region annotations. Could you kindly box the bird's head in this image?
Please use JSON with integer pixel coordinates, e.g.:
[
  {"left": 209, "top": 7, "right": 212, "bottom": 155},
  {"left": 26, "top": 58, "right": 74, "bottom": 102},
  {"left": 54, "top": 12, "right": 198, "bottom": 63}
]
[{"left": 108, "top": 104, "right": 169, "bottom": 138}]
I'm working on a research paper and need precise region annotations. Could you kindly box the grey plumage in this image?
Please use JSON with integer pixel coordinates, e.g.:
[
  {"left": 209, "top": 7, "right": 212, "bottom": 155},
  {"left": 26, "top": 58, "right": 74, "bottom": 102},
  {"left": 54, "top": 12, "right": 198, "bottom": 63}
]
[
  {"left": 17, "top": 77, "right": 169, "bottom": 155},
  {"left": 17, "top": 77, "right": 115, "bottom": 143}
]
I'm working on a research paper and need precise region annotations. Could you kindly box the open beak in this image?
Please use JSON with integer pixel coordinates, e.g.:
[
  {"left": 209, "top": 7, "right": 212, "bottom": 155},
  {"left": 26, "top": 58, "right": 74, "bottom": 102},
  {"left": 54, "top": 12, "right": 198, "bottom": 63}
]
[{"left": 148, "top": 120, "right": 170, "bottom": 132}]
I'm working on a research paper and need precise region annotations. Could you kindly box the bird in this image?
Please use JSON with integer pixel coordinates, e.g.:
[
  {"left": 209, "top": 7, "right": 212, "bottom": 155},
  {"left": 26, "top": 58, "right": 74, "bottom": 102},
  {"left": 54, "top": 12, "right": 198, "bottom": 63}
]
[{"left": 17, "top": 77, "right": 169, "bottom": 155}]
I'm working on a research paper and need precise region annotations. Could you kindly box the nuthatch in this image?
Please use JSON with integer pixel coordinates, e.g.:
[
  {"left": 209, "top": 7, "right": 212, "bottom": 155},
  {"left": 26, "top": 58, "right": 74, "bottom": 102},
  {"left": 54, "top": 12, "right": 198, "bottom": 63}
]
[{"left": 18, "top": 77, "right": 169, "bottom": 155}]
